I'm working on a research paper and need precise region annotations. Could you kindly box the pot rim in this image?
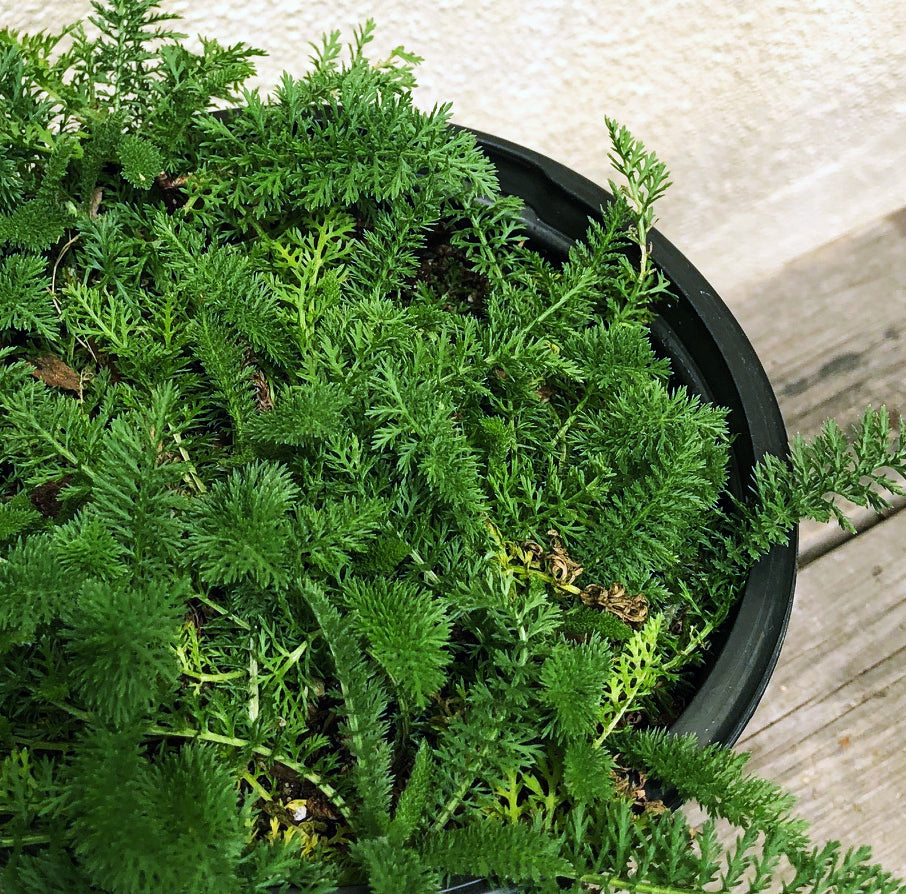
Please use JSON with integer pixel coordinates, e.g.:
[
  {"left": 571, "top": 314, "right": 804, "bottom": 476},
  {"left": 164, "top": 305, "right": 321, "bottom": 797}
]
[{"left": 467, "top": 126, "right": 797, "bottom": 749}]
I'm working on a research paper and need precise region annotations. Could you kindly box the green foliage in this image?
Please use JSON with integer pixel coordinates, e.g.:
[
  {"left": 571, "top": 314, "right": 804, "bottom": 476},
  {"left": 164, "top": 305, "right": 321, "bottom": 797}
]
[
  {"left": 299, "top": 580, "right": 393, "bottom": 839},
  {"left": 62, "top": 577, "right": 182, "bottom": 726},
  {"left": 600, "top": 615, "right": 666, "bottom": 737},
  {"left": 82, "top": 0, "right": 184, "bottom": 118},
  {"left": 88, "top": 384, "right": 187, "bottom": 574},
  {"left": 291, "top": 495, "right": 388, "bottom": 574},
  {"left": 0, "top": 493, "right": 41, "bottom": 544},
  {"left": 246, "top": 384, "right": 349, "bottom": 447},
  {"left": 560, "top": 605, "right": 633, "bottom": 643},
  {"left": 0, "top": 537, "right": 72, "bottom": 648},
  {"left": 615, "top": 729, "right": 809, "bottom": 849},
  {"left": 600, "top": 117, "right": 675, "bottom": 324},
  {"left": 1, "top": 2, "right": 905, "bottom": 893},
  {"left": 116, "top": 133, "right": 162, "bottom": 189},
  {"left": 353, "top": 837, "right": 439, "bottom": 894},
  {"left": 158, "top": 224, "right": 300, "bottom": 369},
  {"left": 47, "top": 510, "right": 126, "bottom": 580},
  {"left": 0, "top": 139, "right": 76, "bottom": 251},
  {"left": 0, "top": 749, "right": 57, "bottom": 842},
  {"left": 573, "top": 383, "right": 729, "bottom": 588},
  {"left": 539, "top": 638, "right": 611, "bottom": 739},
  {"left": 562, "top": 740, "right": 615, "bottom": 805},
  {"left": 389, "top": 741, "right": 434, "bottom": 844},
  {"left": 728, "top": 405, "right": 906, "bottom": 565},
  {"left": 0, "top": 254, "right": 57, "bottom": 341},
  {"left": 68, "top": 733, "right": 245, "bottom": 894},
  {"left": 421, "top": 822, "right": 573, "bottom": 888},
  {"left": 192, "top": 310, "right": 257, "bottom": 446},
  {"left": 186, "top": 461, "right": 298, "bottom": 590},
  {"left": 344, "top": 577, "right": 451, "bottom": 710}
]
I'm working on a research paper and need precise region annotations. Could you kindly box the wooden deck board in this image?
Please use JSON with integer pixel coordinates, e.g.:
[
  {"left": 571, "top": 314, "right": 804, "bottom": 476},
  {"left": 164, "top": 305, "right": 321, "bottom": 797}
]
[
  {"left": 680, "top": 207, "right": 906, "bottom": 878},
  {"left": 734, "top": 509, "right": 906, "bottom": 874},
  {"left": 725, "top": 206, "right": 906, "bottom": 441},
  {"left": 720, "top": 207, "right": 906, "bottom": 560}
]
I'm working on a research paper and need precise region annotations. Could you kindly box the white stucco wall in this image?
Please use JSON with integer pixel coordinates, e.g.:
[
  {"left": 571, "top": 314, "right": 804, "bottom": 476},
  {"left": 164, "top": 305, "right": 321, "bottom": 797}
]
[{"left": 6, "top": 0, "right": 906, "bottom": 297}]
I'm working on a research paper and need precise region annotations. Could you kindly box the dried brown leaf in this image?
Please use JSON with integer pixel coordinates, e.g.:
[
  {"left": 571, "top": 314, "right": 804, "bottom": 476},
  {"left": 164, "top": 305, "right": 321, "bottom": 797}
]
[
  {"left": 546, "top": 528, "right": 584, "bottom": 586},
  {"left": 31, "top": 354, "right": 81, "bottom": 392},
  {"left": 580, "top": 582, "right": 649, "bottom": 625},
  {"left": 252, "top": 370, "right": 274, "bottom": 412}
]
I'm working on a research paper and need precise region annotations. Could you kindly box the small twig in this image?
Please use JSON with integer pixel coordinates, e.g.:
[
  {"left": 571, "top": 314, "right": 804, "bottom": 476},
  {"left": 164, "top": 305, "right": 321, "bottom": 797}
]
[
  {"left": 168, "top": 424, "right": 206, "bottom": 493},
  {"left": 49, "top": 233, "right": 80, "bottom": 315},
  {"left": 49, "top": 233, "right": 100, "bottom": 364}
]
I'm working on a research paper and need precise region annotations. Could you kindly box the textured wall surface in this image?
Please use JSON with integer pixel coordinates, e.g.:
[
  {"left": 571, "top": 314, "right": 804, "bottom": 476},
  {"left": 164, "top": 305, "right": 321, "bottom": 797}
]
[{"left": 6, "top": 0, "right": 906, "bottom": 298}]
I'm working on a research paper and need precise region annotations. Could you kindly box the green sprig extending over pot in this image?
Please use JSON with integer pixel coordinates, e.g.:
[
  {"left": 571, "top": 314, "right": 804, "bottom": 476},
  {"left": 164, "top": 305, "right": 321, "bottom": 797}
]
[{"left": 1, "top": 3, "right": 906, "bottom": 893}]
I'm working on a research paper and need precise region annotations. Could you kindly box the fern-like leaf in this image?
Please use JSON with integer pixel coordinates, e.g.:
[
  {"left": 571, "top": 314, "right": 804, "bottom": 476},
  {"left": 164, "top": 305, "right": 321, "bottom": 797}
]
[
  {"left": 389, "top": 742, "right": 434, "bottom": 845},
  {"left": 117, "top": 133, "right": 162, "bottom": 188},
  {"left": 344, "top": 577, "right": 451, "bottom": 710},
  {"left": 185, "top": 461, "right": 298, "bottom": 590},
  {"left": 62, "top": 577, "right": 182, "bottom": 725},
  {"left": 0, "top": 253, "right": 57, "bottom": 341},
  {"left": 421, "top": 823, "right": 573, "bottom": 888},
  {"left": 353, "top": 837, "right": 439, "bottom": 894},
  {"left": 614, "top": 728, "right": 809, "bottom": 851},
  {"left": 539, "top": 638, "right": 611, "bottom": 739},
  {"left": 299, "top": 579, "right": 392, "bottom": 839}
]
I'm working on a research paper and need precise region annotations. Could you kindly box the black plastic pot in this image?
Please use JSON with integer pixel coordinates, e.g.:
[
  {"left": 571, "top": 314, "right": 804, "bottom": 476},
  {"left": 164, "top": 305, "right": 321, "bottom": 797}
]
[
  {"left": 330, "top": 129, "right": 798, "bottom": 894},
  {"left": 471, "top": 128, "right": 797, "bottom": 747}
]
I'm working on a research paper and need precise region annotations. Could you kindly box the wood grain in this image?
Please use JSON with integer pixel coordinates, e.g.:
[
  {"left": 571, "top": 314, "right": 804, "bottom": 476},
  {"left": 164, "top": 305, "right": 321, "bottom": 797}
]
[
  {"left": 726, "top": 206, "right": 906, "bottom": 440},
  {"left": 680, "top": 209, "right": 906, "bottom": 882},
  {"left": 719, "top": 207, "right": 906, "bottom": 559},
  {"left": 735, "top": 509, "right": 906, "bottom": 875}
]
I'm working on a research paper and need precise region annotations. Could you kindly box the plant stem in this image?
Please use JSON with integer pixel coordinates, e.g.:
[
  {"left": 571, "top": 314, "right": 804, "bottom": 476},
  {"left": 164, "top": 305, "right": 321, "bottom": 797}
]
[
  {"left": 241, "top": 770, "right": 273, "bottom": 802},
  {"left": 578, "top": 875, "right": 690, "bottom": 894},
  {"left": 168, "top": 425, "right": 206, "bottom": 493},
  {"left": 145, "top": 724, "right": 346, "bottom": 817},
  {"left": 48, "top": 699, "right": 91, "bottom": 721},
  {"left": 484, "top": 280, "right": 587, "bottom": 370},
  {"left": 193, "top": 591, "right": 251, "bottom": 630},
  {"left": 273, "top": 640, "right": 308, "bottom": 682},
  {"left": 41, "top": 700, "right": 347, "bottom": 818},
  {"left": 431, "top": 725, "right": 500, "bottom": 831},
  {"left": 469, "top": 211, "right": 507, "bottom": 283},
  {"left": 28, "top": 419, "right": 91, "bottom": 477},
  {"left": 409, "top": 547, "right": 440, "bottom": 585},
  {"left": 11, "top": 738, "right": 72, "bottom": 751},
  {"left": 178, "top": 668, "right": 245, "bottom": 683},
  {"left": 552, "top": 390, "right": 591, "bottom": 450},
  {"left": 0, "top": 834, "right": 52, "bottom": 848},
  {"left": 523, "top": 281, "right": 586, "bottom": 337},
  {"left": 248, "top": 636, "right": 259, "bottom": 725}
]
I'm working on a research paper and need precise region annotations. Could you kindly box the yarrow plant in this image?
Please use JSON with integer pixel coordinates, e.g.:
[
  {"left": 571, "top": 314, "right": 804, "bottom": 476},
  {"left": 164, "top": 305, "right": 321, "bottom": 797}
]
[{"left": 1, "top": 2, "right": 906, "bottom": 892}]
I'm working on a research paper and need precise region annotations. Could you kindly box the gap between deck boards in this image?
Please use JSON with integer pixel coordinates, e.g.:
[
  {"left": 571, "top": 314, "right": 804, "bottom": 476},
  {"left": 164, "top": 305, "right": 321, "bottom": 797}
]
[
  {"left": 687, "top": 506, "right": 906, "bottom": 879},
  {"left": 798, "top": 495, "right": 906, "bottom": 568}
]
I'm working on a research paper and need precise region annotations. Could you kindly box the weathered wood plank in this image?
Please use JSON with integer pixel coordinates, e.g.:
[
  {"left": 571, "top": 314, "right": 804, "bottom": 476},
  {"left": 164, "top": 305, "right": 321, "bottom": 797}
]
[
  {"left": 726, "top": 206, "right": 906, "bottom": 439},
  {"left": 797, "top": 495, "right": 906, "bottom": 568},
  {"left": 681, "top": 210, "right": 906, "bottom": 883},
  {"left": 721, "top": 207, "right": 906, "bottom": 559},
  {"left": 733, "top": 509, "right": 906, "bottom": 875}
]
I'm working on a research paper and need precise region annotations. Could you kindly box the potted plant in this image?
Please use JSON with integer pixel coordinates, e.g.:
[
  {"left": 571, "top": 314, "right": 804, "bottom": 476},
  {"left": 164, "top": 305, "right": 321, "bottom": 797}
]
[{"left": 1, "top": 3, "right": 905, "bottom": 893}]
